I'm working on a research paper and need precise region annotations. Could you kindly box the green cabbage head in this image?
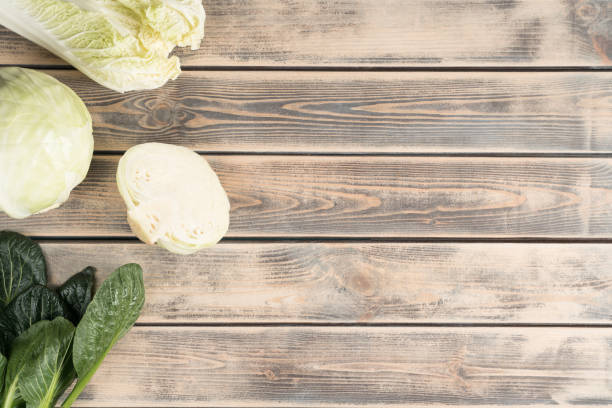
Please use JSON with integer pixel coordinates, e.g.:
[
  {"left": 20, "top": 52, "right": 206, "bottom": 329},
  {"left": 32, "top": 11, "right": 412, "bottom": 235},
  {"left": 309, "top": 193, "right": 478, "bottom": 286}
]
[{"left": 0, "top": 68, "right": 93, "bottom": 219}]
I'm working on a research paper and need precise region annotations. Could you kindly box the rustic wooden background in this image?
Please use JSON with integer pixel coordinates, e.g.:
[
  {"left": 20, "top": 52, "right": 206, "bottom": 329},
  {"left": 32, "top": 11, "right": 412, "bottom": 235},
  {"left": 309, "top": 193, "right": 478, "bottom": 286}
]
[{"left": 2, "top": 0, "right": 612, "bottom": 406}]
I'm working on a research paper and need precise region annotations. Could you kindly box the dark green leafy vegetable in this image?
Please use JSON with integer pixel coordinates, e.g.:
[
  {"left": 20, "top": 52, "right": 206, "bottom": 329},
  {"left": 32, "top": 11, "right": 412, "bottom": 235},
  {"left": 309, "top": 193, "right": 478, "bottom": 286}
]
[
  {"left": 3, "top": 320, "right": 36, "bottom": 408},
  {"left": 7, "top": 318, "right": 75, "bottom": 407},
  {"left": 58, "top": 267, "right": 95, "bottom": 322},
  {"left": 0, "top": 285, "right": 71, "bottom": 356},
  {"left": 0, "top": 353, "right": 6, "bottom": 395},
  {"left": 0, "top": 232, "right": 145, "bottom": 408},
  {"left": 0, "top": 231, "right": 45, "bottom": 307},
  {"left": 1, "top": 373, "right": 21, "bottom": 408},
  {"left": 63, "top": 264, "right": 144, "bottom": 407}
]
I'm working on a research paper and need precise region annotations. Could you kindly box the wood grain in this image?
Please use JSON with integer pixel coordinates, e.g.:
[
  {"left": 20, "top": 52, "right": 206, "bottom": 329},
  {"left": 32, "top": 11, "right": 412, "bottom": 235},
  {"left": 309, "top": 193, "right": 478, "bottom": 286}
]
[
  {"left": 46, "top": 70, "right": 612, "bottom": 153},
  {"left": 3, "top": 156, "right": 612, "bottom": 238},
  {"left": 0, "top": 0, "right": 609, "bottom": 67},
  {"left": 42, "top": 242, "right": 612, "bottom": 324},
  {"left": 66, "top": 326, "right": 612, "bottom": 407},
  {"left": 2, "top": 2, "right": 610, "bottom": 407}
]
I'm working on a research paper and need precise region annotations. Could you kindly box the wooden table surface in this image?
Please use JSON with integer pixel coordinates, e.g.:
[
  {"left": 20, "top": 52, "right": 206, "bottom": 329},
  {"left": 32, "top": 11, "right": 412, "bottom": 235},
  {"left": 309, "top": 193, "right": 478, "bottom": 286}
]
[{"left": 2, "top": 0, "right": 612, "bottom": 406}]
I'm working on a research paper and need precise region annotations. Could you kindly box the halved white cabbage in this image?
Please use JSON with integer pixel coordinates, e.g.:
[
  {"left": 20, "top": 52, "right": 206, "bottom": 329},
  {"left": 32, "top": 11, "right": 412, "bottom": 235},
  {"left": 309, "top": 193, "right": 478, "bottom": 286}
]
[
  {"left": 0, "top": 67, "right": 94, "bottom": 219},
  {"left": 117, "top": 143, "right": 230, "bottom": 254}
]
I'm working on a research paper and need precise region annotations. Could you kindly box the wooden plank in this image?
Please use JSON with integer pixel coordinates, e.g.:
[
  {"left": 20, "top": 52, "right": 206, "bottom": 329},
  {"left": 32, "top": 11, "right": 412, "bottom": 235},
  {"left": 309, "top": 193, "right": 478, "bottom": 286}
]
[
  {"left": 68, "top": 326, "right": 612, "bottom": 406},
  {"left": 3, "top": 156, "right": 612, "bottom": 238},
  {"left": 42, "top": 242, "right": 612, "bottom": 324},
  {"left": 50, "top": 70, "right": 612, "bottom": 153},
  {"left": 0, "top": 0, "right": 609, "bottom": 67}
]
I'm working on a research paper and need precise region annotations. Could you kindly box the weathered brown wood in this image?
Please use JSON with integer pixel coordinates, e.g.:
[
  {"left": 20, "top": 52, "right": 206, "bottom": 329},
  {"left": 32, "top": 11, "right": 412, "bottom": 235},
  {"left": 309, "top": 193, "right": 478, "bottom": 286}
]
[
  {"left": 3, "top": 156, "right": 612, "bottom": 238},
  {"left": 43, "top": 242, "right": 612, "bottom": 324},
  {"left": 67, "top": 326, "right": 612, "bottom": 406},
  {"left": 46, "top": 70, "right": 612, "bottom": 153},
  {"left": 0, "top": 0, "right": 610, "bottom": 67}
]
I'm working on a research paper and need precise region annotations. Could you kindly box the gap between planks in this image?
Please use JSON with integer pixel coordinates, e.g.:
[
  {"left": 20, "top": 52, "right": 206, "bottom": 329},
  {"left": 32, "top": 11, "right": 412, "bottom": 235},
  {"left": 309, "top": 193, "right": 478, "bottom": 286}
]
[
  {"left": 29, "top": 237, "right": 612, "bottom": 243},
  {"left": 130, "top": 323, "right": 612, "bottom": 328},
  {"left": 5, "top": 64, "right": 612, "bottom": 71}
]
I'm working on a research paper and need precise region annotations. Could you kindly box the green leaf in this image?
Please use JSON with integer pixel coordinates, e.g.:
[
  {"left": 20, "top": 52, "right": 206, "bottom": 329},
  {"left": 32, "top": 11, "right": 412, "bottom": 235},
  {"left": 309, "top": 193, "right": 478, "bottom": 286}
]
[
  {"left": 1, "top": 375, "right": 21, "bottom": 408},
  {"left": 0, "top": 286, "right": 71, "bottom": 356},
  {"left": 58, "top": 267, "right": 95, "bottom": 322},
  {"left": 62, "top": 264, "right": 144, "bottom": 407},
  {"left": 0, "top": 353, "right": 6, "bottom": 395},
  {"left": 3, "top": 322, "right": 38, "bottom": 408},
  {"left": 4, "top": 318, "right": 75, "bottom": 408},
  {"left": 0, "top": 231, "right": 46, "bottom": 307}
]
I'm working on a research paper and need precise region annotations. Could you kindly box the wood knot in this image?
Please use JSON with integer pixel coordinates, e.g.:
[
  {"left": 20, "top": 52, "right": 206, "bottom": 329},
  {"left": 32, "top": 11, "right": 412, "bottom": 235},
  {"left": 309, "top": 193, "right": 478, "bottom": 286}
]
[
  {"left": 263, "top": 369, "right": 278, "bottom": 381},
  {"left": 447, "top": 352, "right": 471, "bottom": 391},
  {"left": 576, "top": 0, "right": 603, "bottom": 23},
  {"left": 151, "top": 101, "right": 175, "bottom": 126},
  {"left": 573, "top": 0, "right": 612, "bottom": 63},
  {"left": 345, "top": 266, "right": 379, "bottom": 297}
]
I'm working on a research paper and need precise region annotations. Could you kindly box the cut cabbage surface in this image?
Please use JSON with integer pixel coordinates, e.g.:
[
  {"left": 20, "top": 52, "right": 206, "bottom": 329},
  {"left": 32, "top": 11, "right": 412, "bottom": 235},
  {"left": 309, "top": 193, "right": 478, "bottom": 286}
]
[
  {"left": 117, "top": 143, "right": 230, "bottom": 254},
  {"left": 0, "top": 0, "right": 205, "bottom": 92},
  {"left": 0, "top": 67, "right": 94, "bottom": 219}
]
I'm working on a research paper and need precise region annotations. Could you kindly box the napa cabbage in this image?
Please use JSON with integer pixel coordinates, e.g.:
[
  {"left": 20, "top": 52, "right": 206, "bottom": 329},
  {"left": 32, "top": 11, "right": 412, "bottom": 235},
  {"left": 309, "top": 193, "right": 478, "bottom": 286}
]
[{"left": 0, "top": 0, "right": 205, "bottom": 92}]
